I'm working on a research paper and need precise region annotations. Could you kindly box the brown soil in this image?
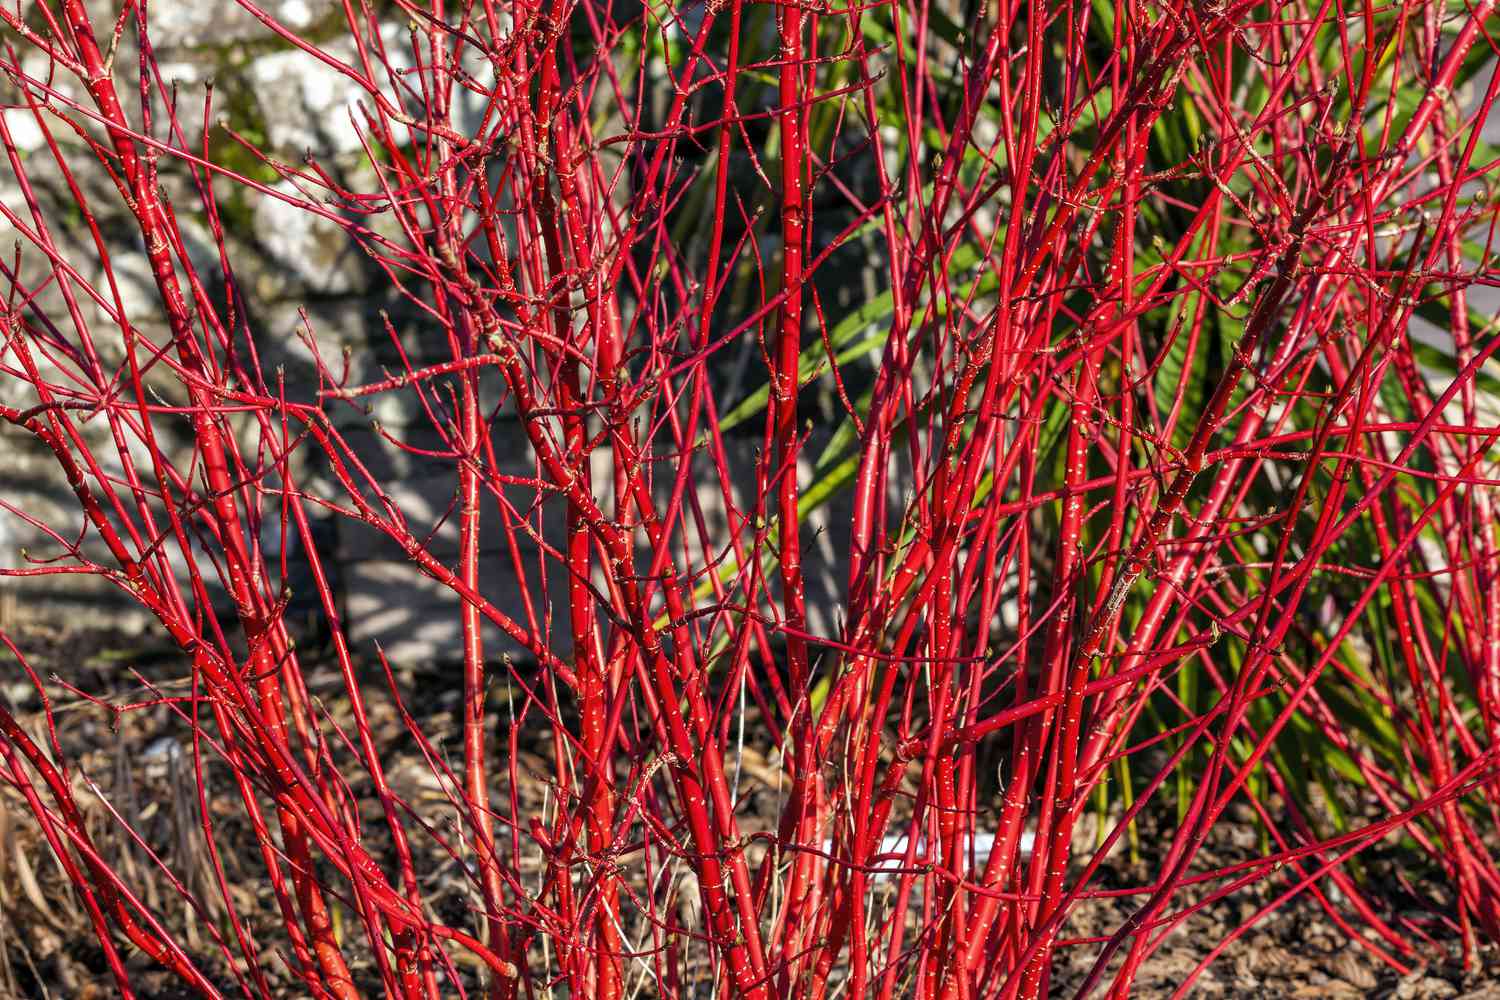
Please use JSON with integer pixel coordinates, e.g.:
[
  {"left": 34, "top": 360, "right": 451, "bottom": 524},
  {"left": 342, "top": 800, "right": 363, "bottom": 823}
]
[{"left": 0, "top": 622, "right": 1494, "bottom": 998}]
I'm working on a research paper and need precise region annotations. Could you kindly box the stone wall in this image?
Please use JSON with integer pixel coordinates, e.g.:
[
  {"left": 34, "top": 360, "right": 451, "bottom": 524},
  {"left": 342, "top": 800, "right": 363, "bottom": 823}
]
[{"left": 0, "top": 0, "right": 870, "bottom": 662}]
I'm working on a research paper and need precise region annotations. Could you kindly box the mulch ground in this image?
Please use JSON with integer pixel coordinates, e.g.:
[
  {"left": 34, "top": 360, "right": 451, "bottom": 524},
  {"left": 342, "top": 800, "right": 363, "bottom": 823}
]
[{"left": 0, "top": 622, "right": 1494, "bottom": 998}]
